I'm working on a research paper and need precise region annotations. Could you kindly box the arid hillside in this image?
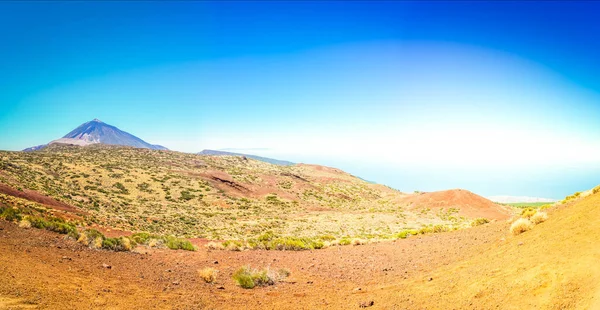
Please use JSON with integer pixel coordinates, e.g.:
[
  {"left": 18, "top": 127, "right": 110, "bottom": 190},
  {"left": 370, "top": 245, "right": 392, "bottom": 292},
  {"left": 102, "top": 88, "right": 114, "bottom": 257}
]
[
  {"left": 0, "top": 145, "right": 507, "bottom": 243},
  {"left": 399, "top": 189, "right": 512, "bottom": 220},
  {"left": 0, "top": 186, "right": 597, "bottom": 309}
]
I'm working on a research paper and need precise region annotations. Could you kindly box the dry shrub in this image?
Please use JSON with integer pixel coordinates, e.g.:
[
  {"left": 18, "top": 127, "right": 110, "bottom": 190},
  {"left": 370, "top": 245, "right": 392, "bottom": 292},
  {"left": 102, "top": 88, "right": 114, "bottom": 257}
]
[
  {"left": 92, "top": 237, "right": 103, "bottom": 249},
  {"left": 77, "top": 233, "right": 89, "bottom": 245},
  {"left": 205, "top": 241, "right": 225, "bottom": 250},
  {"left": 121, "top": 237, "right": 133, "bottom": 251},
  {"left": 147, "top": 238, "right": 160, "bottom": 248},
  {"left": 198, "top": 268, "right": 218, "bottom": 283},
  {"left": 510, "top": 218, "right": 533, "bottom": 235},
  {"left": 351, "top": 238, "right": 367, "bottom": 246},
  {"left": 521, "top": 208, "right": 537, "bottom": 219},
  {"left": 19, "top": 218, "right": 31, "bottom": 229},
  {"left": 531, "top": 211, "right": 548, "bottom": 224}
]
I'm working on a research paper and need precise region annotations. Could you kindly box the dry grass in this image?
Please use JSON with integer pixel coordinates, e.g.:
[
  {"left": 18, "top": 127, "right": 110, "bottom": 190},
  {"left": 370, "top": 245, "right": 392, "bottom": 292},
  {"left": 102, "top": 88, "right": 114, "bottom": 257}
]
[
  {"left": 531, "top": 211, "right": 548, "bottom": 224},
  {"left": 351, "top": 238, "right": 367, "bottom": 246},
  {"left": 510, "top": 218, "right": 533, "bottom": 235},
  {"left": 205, "top": 241, "right": 225, "bottom": 250},
  {"left": 18, "top": 218, "right": 31, "bottom": 229},
  {"left": 198, "top": 268, "right": 218, "bottom": 283}
]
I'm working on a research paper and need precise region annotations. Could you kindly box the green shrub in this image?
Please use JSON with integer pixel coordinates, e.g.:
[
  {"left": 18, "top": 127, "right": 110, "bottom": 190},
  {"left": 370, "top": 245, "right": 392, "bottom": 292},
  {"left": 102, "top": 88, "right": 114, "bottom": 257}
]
[
  {"left": 130, "top": 232, "right": 159, "bottom": 244},
  {"left": 395, "top": 230, "right": 411, "bottom": 239},
  {"left": 25, "top": 216, "right": 78, "bottom": 236},
  {"left": 267, "top": 237, "right": 317, "bottom": 251},
  {"left": 258, "top": 231, "right": 275, "bottom": 242},
  {"left": 101, "top": 237, "right": 133, "bottom": 251},
  {"left": 102, "top": 238, "right": 117, "bottom": 250},
  {"left": 521, "top": 208, "right": 536, "bottom": 219},
  {"left": 233, "top": 267, "right": 258, "bottom": 289},
  {"left": 112, "top": 182, "right": 129, "bottom": 194},
  {"left": 179, "top": 190, "right": 195, "bottom": 201},
  {"left": 339, "top": 238, "right": 351, "bottom": 246},
  {"left": 164, "top": 236, "right": 196, "bottom": 251},
  {"left": 232, "top": 266, "right": 289, "bottom": 289},
  {"left": 85, "top": 229, "right": 105, "bottom": 240},
  {"left": 319, "top": 234, "right": 336, "bottom": 241},
  {"left": 0, "top": 207, "right": 22, "bottom": 222}
]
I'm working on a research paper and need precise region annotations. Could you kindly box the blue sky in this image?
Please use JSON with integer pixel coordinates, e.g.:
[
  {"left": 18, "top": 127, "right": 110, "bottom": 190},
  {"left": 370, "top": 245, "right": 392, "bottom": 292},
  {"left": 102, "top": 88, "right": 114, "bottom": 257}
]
[{"left": 1, "top": 1, "right": 600, "bottom": 199}]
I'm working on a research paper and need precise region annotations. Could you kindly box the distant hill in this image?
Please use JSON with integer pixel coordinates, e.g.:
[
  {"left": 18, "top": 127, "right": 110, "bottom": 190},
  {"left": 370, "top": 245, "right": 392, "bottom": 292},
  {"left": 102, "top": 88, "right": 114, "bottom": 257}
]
[
  {"left": 197, "top": 149, "right": 294, "bottom": 166},
  {"left": 23, "top": 119, "right": 167, "bottom": 151},
  {"left": 400, "top": 189, "right": 512, "bottom": 220},
  {"left": 487, "top": 196, "right": 556, "bottom": 203}
]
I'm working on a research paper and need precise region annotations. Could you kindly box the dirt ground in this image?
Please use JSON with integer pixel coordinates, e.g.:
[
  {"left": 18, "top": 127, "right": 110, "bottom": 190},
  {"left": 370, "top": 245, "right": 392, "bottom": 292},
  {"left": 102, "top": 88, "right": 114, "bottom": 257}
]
[
  {"left": 0, "top": 219, "right": 504, "bottom": 309},
  {"left": 1, "top": 192, "right": 599, "bottom": 309}
]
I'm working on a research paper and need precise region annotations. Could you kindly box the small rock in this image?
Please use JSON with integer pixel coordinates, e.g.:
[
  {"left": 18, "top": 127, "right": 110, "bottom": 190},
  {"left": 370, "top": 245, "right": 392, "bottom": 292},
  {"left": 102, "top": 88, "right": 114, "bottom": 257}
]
[
  {"left": 172, "top": 281, "right": 180, "bottom": 285},
  {"left": 306, "top": 281, "right": 313, "bottom": 284},
  {"left": 61, "top": 256, "right": 72, "bottom": 261},
  {"left": 217, "top": 286, "right": 225, "bottom": 290},
  {"left": 166, "top": 269, "right": 172, "bottom": 272},
  {"left": 353, "top": 287, "right": 362, "bottom": 292},
  {"left": 213, "top": 260, "right": 218, "bottom": 264},
  {"left": 359, "top": 300, "right": 374, "bottom": 308},
  {"left": 428, "top": 277, "right": 433, "bottom": 281},
  {"left": 102, "top": 263, "right": 112, "bottom": 269},
  {"left": 518, "top": 242, "right": 524, "bottom": 246}
]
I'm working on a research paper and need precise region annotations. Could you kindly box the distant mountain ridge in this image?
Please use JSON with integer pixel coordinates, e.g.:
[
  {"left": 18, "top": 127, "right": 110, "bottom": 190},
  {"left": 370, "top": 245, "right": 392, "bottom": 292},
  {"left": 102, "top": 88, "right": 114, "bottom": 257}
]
[
  {"left": 198, "top": 149, "right": 294, "bottom": 166},
  {"left": 23, "top": 119, "right": 167, "bottom": 151}
]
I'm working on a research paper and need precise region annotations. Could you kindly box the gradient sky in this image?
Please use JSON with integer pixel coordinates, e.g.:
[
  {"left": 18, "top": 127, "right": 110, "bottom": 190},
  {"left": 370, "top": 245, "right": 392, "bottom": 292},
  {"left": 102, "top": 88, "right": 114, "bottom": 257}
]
[{"left": 1, "top": 1, "right": 600, "bottom": 199}]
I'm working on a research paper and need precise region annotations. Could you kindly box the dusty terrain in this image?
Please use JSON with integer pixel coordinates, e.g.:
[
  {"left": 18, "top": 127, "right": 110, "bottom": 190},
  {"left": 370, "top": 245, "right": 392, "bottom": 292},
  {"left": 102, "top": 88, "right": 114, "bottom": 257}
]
[
  {"left": 2, "top": 189, "right": 599, "bottom": 309},
  {"left": 0, "top": 217, "right": 506, "bottom": 309}
]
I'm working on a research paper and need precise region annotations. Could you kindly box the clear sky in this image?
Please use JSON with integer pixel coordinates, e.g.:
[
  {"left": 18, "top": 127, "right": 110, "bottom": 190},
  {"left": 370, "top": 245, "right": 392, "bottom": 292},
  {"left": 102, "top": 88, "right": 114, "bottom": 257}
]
[{"left": 1, "top": 1, "right": 600, "bottom": 199}]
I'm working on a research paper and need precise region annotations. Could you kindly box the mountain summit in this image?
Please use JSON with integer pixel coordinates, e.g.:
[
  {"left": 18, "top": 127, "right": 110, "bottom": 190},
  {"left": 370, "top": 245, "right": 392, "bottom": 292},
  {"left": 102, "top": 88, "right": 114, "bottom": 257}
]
[{"left": 23, "top": 119, "right": 167, "bottom": 151}]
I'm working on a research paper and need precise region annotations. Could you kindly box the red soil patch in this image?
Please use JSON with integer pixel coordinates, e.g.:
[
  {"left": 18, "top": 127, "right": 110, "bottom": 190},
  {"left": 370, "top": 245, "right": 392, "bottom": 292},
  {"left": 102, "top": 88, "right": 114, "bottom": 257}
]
[
  {"left": 401, "top": 189, "right": 511, "bottom": 220},
  {"left": 0, "top": 183, "right": 85, "bottom": 216}
]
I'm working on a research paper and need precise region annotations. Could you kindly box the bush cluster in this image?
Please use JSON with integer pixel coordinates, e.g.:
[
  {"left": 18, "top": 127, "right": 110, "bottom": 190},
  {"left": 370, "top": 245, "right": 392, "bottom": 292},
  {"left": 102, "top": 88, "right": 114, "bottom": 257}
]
[
  {"left": 1, "top": 204, "right": 196, "bottom": 252},
  {"left": 232, "top": 266, "right": 289, "bottom": 289},
  {"left": 78, "top": 229, "right": 132, "bottom": 251},
  {"left": 130, "top": 232, "right": 196, "bottom": 251},
  {"left": 222, "top": 233, "right": 327, "bottom": 251},
  {"left": 510, "top": 210, "right": 548, "bottom": 235},
  {"left": 471, "top": 218, "right": 490, "bottom": 227}
]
